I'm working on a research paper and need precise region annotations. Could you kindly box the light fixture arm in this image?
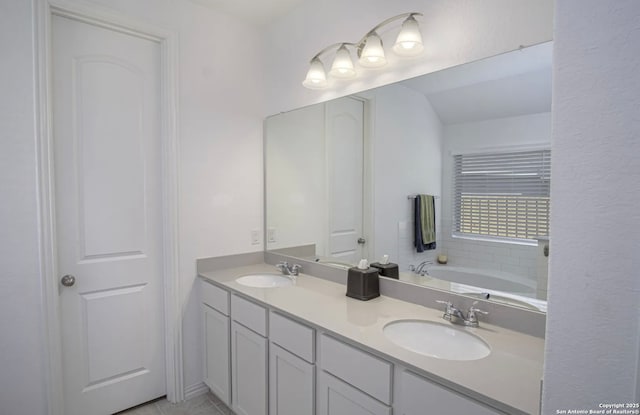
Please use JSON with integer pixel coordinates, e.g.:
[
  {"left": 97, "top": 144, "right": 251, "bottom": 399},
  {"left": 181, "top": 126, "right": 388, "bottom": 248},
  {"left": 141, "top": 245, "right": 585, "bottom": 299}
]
[
  {"left": 307, "top": 12, "right": 423, "bottom": 62},
  {"left": 310, "top": 42, "right": 357, "bottom": 63},
  {"left": 360, "top": 12, "right": 423, "bottom": 42}
]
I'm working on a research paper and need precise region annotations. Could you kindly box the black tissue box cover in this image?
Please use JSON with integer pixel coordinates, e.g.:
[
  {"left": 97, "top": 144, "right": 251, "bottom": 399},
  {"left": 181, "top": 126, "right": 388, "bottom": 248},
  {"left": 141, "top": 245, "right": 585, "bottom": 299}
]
[
  {"left": 370, "top": 262, "right": 399, "bottom": 279},
  {"left": 346, "top": 267, "right": 380, "bottom": 301}
]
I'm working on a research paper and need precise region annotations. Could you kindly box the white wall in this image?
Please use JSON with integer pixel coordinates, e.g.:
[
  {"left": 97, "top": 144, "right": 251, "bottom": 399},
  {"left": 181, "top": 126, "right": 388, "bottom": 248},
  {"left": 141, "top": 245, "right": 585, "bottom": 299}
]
[
  {"left": 263, "top": 0, "right": 554, "bottom": 115},
  {"left": 175, "top": 2, "right": 264, "bottom": 391},
  {"left": 265, "top": 104, "right": 326, "bottom": 252},
  {"left": 543, "top": 0, "right": 640, "bottom": 411},
  {"left": 440, "top": 113, "right": 552, "bottom": 284},
  {"left": 0, "top": 0, "right": 265, "bottom": 412},
  {"left": 365, "top": 84, "right": 442, "bottom": 268},
  {"left": 0, "top": 1, "right": 48, "bottom": 414}
]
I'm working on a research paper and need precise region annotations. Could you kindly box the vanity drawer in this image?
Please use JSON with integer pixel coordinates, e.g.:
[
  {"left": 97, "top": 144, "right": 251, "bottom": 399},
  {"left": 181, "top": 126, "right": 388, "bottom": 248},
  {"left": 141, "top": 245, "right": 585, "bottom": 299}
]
[
  {"left": 202, "top": 280, "right": 229, "bottom": 315},
  {"left": 269, "top": 312, "right": 315, "bottom": 363},
  {"left": 320, "top": 334, "right": 393, "bottom": 404},
  {"left": 399, "top": 370, "right": 505, "bottom": 415},
  {"left": 231, "top": 294, "right": 267, "bottom": 336}
]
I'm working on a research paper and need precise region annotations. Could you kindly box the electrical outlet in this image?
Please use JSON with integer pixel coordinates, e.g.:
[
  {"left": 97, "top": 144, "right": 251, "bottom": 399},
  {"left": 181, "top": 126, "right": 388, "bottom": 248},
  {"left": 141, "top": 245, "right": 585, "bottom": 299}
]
[
  {"left": 267, "top": 227, "right": 276, "bottom": 243},
  {"left": 251, "top": 229, "right": 260, "bottom": 245}
]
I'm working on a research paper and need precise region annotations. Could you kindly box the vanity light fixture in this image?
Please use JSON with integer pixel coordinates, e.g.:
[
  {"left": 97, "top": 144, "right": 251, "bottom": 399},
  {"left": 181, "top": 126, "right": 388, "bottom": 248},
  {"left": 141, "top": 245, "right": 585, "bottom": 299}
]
[
  {"left": 329, "top": 44, "right": 357, "bottom": 78},
  {"left": 302, "top": 57, "right": 328, "bottom": 89},
  {"left": 359, "top": 32, "right": 387, "bottom": 68},
  {"left": 393, "top": 15, "right": 424, "bottom": 56},
  {"left": 303, "top": 12, "right": 424, "bottom": 89}
]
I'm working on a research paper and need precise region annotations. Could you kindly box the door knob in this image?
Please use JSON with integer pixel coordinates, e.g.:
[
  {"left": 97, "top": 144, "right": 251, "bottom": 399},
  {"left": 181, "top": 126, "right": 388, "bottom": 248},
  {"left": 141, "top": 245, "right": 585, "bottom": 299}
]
[
  {"left": 357, "top": 237, "right": 366, "bottom": 245},
  {"left": 61, "top": 274, "right": 76, "bottom": 287}
]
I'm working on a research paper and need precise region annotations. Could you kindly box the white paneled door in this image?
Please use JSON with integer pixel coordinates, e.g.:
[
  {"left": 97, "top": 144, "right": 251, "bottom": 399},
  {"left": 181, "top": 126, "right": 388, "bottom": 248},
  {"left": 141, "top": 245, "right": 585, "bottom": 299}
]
[
  {"left": 52, "top": 15, "right": 165, "bottom": 415},
  {"left": 325, "top": 97, "right": 366, "bottom": 264}
]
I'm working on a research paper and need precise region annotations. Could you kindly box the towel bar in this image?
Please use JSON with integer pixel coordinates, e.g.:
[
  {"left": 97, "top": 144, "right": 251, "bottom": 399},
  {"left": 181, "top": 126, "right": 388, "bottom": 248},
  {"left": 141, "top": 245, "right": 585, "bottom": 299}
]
[{"left": 407, "top": 194, "right": 440, "bottom": 199}]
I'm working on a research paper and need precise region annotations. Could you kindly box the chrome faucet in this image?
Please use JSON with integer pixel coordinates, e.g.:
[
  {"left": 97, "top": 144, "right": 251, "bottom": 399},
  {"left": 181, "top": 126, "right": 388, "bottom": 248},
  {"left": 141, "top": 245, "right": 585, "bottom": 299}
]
[
  {"left": 436, "top": 300, "right": 466, "bottom": 324},
  {"left": 276, "top": 261, "right": 302, "bottom": 277},
  {"left": 466, "top": 302, "right": 489, "bottom": 327},
  {"left": 409, "top": 260, "right": 433, "bottom": 276},
  {"left": 436, "top": 300, "right": 488, "bottom": 328}
]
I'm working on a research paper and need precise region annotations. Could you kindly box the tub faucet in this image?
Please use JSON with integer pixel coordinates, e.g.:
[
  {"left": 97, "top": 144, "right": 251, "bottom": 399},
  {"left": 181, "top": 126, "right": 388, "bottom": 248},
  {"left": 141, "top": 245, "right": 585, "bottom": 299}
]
[
  {"left": 276, "top": 261, "right": 302, "bottom": 277},
  {"left": 436, "top": 300, "right": 488, "bottom": 328},
  {"left": 409, "top": 260, "right": 433, "bottom": 276}
]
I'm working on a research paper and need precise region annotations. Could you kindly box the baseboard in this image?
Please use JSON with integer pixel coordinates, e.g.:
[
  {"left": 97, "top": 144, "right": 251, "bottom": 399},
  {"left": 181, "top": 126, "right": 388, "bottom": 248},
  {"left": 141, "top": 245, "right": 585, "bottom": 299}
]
[{"left": 184, "top": 382, "right": 209, "bottom": 400}]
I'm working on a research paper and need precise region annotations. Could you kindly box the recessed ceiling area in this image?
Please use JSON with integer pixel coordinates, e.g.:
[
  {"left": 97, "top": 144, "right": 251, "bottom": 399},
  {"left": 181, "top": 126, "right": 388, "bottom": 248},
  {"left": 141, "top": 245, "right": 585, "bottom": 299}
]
[
  {"left": 400, "top": 42, "right": 553, "bottom": 125},
  {"left": 189, "top": 0, "right": 306, "bottom": 25},
  {"left": 422, "top": 69, "right": 551, "bottom": 124}
]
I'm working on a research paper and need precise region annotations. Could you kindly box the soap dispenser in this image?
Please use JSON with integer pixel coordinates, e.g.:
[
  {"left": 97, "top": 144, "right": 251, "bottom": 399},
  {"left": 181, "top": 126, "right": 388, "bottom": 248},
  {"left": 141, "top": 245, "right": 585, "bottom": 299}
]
[
  {"left": 346, "top": 259, "right": 380, "bottom": 301},
  {"left": 370, "top": 255, "right": 399, "bottom": 279}
]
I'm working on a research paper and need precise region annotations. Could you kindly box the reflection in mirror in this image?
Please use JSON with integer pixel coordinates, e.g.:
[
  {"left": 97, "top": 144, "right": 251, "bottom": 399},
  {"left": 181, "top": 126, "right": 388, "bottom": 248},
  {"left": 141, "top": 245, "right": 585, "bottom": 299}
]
[{"left": 265, "top": 42, "right": 552, "bottom": 313}]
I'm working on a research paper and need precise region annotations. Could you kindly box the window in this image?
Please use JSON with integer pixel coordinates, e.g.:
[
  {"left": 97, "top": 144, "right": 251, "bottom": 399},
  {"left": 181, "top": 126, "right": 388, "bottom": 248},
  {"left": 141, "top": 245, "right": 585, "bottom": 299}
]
[{"left": 452, "top": 149, "right": 551, "bottom": 243}]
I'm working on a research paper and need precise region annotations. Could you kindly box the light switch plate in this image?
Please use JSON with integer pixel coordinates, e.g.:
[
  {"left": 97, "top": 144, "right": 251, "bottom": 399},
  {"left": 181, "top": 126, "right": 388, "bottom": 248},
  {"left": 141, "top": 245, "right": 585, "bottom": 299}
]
[
  {"left": 267, "top": 227, "right": 276, "bottom": 243},
  {"left": 251, "top": 229, "right": 260, "bottom": 245}
]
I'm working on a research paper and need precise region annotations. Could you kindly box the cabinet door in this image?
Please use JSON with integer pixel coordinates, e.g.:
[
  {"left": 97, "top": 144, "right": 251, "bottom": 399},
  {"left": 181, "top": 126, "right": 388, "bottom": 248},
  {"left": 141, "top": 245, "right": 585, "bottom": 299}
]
[
  {"left": 398, "top": 370, "right": 505, "bottom": 415},
  {"left": 270, "top": 343, "right": 315, "bottom": 415},
  {"left": 318, "top": 371, "right": 391, "bottom": 415},
  {"left": 231, "top": 321, "right": 268, "bottom": 415},
  {"left": 203, "top": 304, "right": 230, "bottom": 406},
  {"left": 320, "top": 334, "right": 392, "bottom": 404}
]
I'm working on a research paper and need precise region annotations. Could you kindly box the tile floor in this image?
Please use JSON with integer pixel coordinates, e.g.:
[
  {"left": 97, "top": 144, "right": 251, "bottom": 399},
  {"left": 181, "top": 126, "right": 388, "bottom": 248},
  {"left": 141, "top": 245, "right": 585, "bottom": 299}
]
[{"left": 116, "top": 392, "right": 234, "bottom": 415}]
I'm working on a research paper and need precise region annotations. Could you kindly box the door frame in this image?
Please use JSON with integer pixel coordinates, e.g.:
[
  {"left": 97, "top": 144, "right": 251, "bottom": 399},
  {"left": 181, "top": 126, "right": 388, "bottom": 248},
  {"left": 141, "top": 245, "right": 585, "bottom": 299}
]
[
  {"left": 360, "top": 95, "right": 375, "bottom": 261},
  {"left": 33, "top": 1, "right": 182, "bottom": 414},
  {"left": 323, "top": 96, "right": 373, "bottom": 261}
]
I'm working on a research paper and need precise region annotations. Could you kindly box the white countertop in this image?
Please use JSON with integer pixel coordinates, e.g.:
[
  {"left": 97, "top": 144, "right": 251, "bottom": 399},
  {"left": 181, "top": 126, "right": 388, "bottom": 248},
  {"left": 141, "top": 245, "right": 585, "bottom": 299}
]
[{"left": 199, "top": 263, "right": 544, "bottom": 415}]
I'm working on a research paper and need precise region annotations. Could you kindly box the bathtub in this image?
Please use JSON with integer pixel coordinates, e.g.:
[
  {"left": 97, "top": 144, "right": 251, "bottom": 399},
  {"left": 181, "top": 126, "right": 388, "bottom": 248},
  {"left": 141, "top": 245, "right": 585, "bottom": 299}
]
[
  {"left": 415, "top": 265, "right": 544, "bottom": 311},
  {"left": 425, "top": 265, "right": 537, "bottom": 296},
  {"left": 309, "top": 256, "right": 353, "bottom": 270}
]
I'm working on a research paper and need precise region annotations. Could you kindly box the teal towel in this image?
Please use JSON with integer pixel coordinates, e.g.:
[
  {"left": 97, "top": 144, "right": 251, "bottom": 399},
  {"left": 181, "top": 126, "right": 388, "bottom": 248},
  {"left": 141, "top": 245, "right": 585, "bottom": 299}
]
[{"left": 420, "top": 194, "right": 436, "bottom": 245}]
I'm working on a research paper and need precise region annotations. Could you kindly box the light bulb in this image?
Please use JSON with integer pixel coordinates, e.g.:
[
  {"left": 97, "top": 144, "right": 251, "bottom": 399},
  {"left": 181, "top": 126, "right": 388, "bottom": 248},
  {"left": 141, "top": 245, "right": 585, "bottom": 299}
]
[
  {"left": 302, "top": 58, "right": 328, "bottom": 89},
  {"left": 359, "top": 32, "right": 387, "bottom": 68},
  {"left": 393, "top": 15, "right": 424, "bottom": 56},
  {"left": 329, "top": 45, "right": 356, "bottom": 79}
]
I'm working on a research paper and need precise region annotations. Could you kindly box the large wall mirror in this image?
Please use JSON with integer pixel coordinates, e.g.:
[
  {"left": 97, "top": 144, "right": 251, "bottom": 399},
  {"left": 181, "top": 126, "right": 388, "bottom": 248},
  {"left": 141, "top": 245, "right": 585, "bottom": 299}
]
[{"left": 265, "top": 42, "right": 552, "bottom": 313}]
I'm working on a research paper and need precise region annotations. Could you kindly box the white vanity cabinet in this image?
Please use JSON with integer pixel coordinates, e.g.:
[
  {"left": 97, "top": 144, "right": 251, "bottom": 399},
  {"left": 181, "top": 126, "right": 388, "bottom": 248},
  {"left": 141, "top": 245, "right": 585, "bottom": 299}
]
[
  {"left": 202, "top": 281, "right": 231, "bottom": 406},
  {"left": 318, "top": 371, "right": 391, "bottom": 415},
  {"left": 269, "top": 312, "right": 315, "bottom": 415},
  {"left": 199, "top": 276, "right": 527, "bottom": 415},
  {"left": 397, "top": 370, "right": 506, "bottom": 415},
  {"left": 231, "top": 294, "right": 268, "bottom": 415},
  {"left": 318, "top": 334, "right": 392, "bottom": 415},
  {"left": 270, "top": 344, "right": 315, "bottom": 415},
  {"left": 231, "top": 321, "right": 268, "bottom": 415}
]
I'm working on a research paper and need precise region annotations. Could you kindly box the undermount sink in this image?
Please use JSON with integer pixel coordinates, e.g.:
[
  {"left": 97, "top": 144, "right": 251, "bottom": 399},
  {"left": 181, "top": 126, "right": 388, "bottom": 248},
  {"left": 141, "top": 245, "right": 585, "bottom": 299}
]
[
  {"left": 383, "top": 320, "right": 490, "bottom": 361},
  {"left": 235, "top": 273, "right": 294, "bottom": 288}
]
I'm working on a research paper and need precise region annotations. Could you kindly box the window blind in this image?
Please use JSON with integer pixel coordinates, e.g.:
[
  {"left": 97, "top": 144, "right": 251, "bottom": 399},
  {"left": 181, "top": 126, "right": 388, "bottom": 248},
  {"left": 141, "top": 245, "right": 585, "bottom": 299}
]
[{"left": 453, "top": 149, "right": 551, "bottom": 242}]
